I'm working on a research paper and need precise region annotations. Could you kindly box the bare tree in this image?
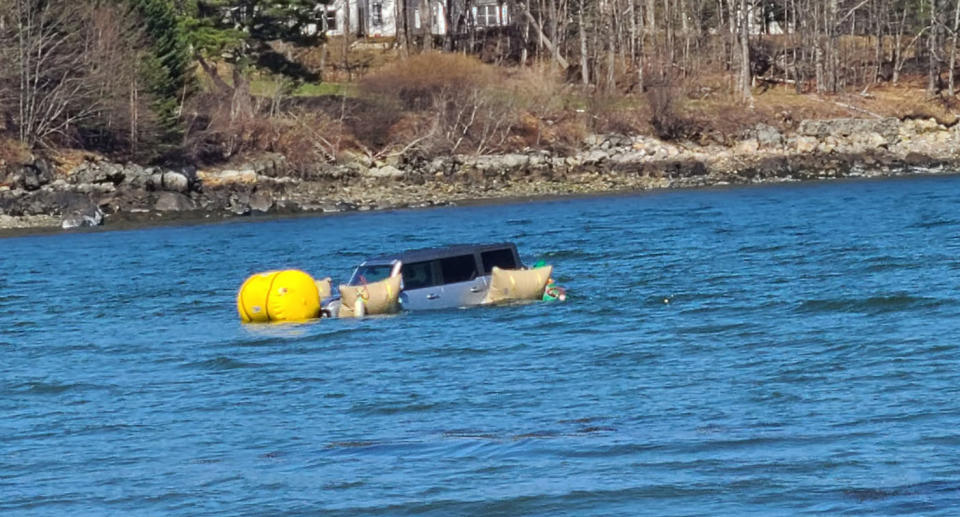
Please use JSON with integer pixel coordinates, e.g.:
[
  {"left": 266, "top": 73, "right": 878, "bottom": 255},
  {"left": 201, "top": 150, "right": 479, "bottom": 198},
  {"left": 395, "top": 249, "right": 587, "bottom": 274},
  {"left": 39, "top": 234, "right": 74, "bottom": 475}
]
[{"left": 0, "top": 0, "right": 156, "bottom": 152}]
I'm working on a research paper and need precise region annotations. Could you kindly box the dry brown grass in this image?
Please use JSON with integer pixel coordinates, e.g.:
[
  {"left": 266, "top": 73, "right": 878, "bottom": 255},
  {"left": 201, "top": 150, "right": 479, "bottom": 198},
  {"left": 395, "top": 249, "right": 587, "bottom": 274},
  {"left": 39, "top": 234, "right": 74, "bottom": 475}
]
[
  {"left": 359, "top": 52, "right": 499, "bottom": 109},
  {"left": 0, "top": 138, "right": 32, "bottom": 166}
]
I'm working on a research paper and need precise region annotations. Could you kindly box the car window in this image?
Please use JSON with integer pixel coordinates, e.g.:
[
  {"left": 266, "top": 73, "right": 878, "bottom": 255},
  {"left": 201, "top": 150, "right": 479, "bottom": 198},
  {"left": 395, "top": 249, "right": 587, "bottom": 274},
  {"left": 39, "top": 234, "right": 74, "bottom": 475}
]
[
  {"left": 349, "top": 264, "right": 393, "bottom": 285},
  {"left": 439, "top": 254, "right": 479, "bottom": 284},
  {"left": 480, "top": 248, "right": 518, "bottom": 273},
  {"left": 402, "top": 261, "right": 436, "bottom": 289}
]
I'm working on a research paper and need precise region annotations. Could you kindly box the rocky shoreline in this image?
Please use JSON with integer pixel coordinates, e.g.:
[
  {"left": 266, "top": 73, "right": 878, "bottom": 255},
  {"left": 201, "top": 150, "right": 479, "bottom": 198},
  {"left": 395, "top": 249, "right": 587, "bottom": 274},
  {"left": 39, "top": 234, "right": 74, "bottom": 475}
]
[{"left": 1, "top": 117, "right": 958, "bottom": 233}]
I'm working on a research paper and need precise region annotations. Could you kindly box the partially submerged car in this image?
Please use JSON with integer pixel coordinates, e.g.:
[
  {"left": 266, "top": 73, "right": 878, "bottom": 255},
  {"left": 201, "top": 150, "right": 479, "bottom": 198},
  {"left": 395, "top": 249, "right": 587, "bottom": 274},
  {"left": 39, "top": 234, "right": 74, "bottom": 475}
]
[
  {"left": 237, "top": 242, "right": 563, "bottom": 323},
  {"left": 322, "top": 242, "right": 561, "bottom": 317}
]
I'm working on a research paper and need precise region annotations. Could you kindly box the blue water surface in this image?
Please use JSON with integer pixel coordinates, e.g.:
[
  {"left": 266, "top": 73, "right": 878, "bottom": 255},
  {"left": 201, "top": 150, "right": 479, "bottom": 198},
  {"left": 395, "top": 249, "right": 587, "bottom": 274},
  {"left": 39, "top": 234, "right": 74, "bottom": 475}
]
[{"left": 4, "top": 175, "right": 960, "bottom": 515}]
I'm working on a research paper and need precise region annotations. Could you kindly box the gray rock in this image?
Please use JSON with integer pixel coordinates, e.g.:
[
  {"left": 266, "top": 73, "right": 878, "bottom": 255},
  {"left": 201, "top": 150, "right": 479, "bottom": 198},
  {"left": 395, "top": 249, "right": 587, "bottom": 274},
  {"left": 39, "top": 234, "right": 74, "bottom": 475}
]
[
  {"left": 609, "top": 151, "right": 648, "bottom": 165},
  {"left": 147, "top": 170, "right": 190, "bottom": 192},
  {"left": 248, "top": 191, "right": 273, "bottom": 212},
  {"left": 123, "top": 164, "right": 151, "bottom": 188},
  {"left": 754, "top": 123, "right": 783, "bottom": 147},
  {"left": 798, "top": 118, "right": 900, "bottom": 143},
  {"left": 794, "top": 136, "right": 819, "bottom": 153},
  {"left": 245, "top": 153, "right": 287, "bottom": 178},
  {"left": 61, "top": 199, "right": 104, "bottom": 229},
  {"left": 365, "top": 165, "right": 404, "bottom": 178},
  {"left": 603, "top": 134, "right": 633, "bottom": 148},
  {"left": 154, "top": 192, "right": 196, "bottom": 212},
  {"left": 72, "top": 162, "right": 125, "bottom": 185},
  {"left": 161, "top": 171, "right": 190, "bottom": 192},
  {"left": 495, "top": 153, "right": 528, "bottom": 170},
  {"left": 227, "top": 191, "right": 252, "bottom": 215},
  {"left": 735, "top": 138, "right": 759, "bottom": 154},
  {"left": 581, "top": 150, "right": 609, "bottom": 165},
  {"left": 855, "top": 131, "right": 888, "bottom": 149}
]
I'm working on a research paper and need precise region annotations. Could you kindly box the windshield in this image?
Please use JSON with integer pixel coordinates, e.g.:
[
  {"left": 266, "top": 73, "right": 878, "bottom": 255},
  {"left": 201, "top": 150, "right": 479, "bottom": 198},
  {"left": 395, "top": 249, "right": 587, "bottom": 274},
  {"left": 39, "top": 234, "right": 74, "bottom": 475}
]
[{"left": 348, "top": 264, "right": 394, "bottom": 285}]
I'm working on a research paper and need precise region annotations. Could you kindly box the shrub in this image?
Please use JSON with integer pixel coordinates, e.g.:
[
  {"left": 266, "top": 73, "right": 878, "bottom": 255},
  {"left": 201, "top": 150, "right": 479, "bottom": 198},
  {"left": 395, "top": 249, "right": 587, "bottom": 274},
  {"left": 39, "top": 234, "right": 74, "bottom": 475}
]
[
  {"left": 358, "top": 53, "right": 497, "bottom": 110},
  {"left": 646, "top": 79, "right": 700, "bottom": 141},
  {"left": 356, "top": 52, "right": 522, "bottom": 155}
]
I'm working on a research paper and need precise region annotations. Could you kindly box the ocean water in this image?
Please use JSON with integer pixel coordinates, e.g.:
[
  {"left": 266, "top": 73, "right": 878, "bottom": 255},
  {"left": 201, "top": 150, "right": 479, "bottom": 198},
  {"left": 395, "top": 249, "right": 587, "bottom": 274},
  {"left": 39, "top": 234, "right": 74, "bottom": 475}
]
[{"left": 4, "top": 175, "right": 960, "bottom": 515}]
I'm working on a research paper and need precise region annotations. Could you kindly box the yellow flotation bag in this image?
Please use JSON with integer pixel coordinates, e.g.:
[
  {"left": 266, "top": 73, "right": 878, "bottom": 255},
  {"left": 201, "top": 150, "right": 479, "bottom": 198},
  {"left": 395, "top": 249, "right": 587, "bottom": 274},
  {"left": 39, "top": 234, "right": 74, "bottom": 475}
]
[
  {"left": 483, "top": 265, "right": 553, "bottom": 304},
  {"left": 338, "top": 274, "right": 402, "bottom": 318},
  {"left": 237, "top": 270, "right": 321, "bottom": 323}
]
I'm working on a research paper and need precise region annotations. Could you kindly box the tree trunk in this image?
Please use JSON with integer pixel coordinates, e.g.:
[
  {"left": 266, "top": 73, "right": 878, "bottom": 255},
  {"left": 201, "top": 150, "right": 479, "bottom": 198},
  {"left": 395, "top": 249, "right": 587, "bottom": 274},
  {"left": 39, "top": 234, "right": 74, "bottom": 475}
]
[
  {"left": 579, "top": 4, "right": 589, "bottom": 85},
  {"left": 950, "top": 0, "right": 960, "bottom": 95},
  {"left": 929, "top": 0, "right": 941, "bottom": 94},
  {"left": 738, "top": 0, "right": 752, "bottom": 103}
]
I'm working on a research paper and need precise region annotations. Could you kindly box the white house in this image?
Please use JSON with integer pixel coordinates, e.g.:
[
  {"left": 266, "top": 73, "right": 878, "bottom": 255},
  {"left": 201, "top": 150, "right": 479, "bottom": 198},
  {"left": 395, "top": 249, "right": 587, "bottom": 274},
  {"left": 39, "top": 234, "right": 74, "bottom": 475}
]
[{"left": 310, "top": 0, "right": 509, "bottom": 38}]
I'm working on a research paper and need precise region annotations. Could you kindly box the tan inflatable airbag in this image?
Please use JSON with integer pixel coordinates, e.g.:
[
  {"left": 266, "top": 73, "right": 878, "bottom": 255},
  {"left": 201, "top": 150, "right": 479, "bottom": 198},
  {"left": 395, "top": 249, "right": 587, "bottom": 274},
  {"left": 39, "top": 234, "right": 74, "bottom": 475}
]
[
  {"left": 483, "top": 265, "right": 553, "bottom": 303},
  {"left": 315, "top": 277, "right": 333, "bottom": 300},
  {"left": 339, "top": 274, "right": 402, "bottom": 317}
]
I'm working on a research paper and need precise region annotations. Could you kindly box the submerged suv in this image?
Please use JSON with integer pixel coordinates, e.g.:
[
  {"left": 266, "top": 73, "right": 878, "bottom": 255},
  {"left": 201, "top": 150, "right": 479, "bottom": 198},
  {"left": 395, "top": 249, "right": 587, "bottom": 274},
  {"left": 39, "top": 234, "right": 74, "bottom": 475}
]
[{"left": 344, "top": 243, "right": 523, "bottom": 311}]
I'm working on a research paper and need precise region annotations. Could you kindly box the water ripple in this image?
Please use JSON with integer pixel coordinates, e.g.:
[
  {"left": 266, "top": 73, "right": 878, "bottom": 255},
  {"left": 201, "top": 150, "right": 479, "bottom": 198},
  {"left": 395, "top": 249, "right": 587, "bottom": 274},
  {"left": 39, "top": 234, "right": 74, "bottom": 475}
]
[{"left": 5, "top": 174, "right": 960, "bottom": 515}]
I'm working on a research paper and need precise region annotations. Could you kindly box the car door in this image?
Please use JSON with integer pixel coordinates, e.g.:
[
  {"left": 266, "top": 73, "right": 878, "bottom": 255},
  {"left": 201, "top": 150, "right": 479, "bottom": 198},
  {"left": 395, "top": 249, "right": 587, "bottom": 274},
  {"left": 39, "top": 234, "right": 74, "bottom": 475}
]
[
  {"left": 399, "top": 260, "right": 444, "bottom": 310},
  {"left": 436, "top": 254, "right": 487, "bottom": 308}
]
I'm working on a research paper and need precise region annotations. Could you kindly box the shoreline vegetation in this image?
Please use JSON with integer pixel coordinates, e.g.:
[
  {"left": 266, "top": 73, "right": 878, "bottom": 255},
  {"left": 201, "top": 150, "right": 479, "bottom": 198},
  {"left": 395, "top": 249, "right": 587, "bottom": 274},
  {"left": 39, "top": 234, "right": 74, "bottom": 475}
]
[
  {"left": 2, "top": 113, "right": 959, "bottom": 234},
  {"left": 5, "top": 0, "right": 960, "bottom": 232}
]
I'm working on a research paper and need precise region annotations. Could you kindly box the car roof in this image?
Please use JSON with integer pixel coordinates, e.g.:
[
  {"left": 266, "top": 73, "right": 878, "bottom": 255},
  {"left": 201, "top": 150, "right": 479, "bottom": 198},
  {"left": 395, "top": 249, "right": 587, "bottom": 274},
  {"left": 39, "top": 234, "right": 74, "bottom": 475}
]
[{"left": 360, "top": 242, "right": 518, "bottom": 265}]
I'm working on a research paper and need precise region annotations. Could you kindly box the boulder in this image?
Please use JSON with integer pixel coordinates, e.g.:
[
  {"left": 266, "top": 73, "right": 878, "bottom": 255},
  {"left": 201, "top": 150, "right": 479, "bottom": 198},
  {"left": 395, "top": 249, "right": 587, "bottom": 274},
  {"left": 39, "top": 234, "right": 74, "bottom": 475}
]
[
  {"left": 244, "top": 153, "right": 287, "bottom": 178},
  {"left": 3, "top": 158, "right": 53, "bottom": 191},
  {"left": 609, "top": 151, "right": 649, "bottom": 165},
  {"left": 123, "top": 164, "right": 151, "bottom": 188},
  {"left": 365, "top": 165, "right": 405, "bottom": 178},
  {"left": 794, "top": 136, "right": 819, "bottom": 153},
  {"left": 735, "top": 138, "right": 759, "bottom": 154},
  {"left": 60, "top": 198, "right": 104, "bottom": 229},
  {"left": 580, "top": 149, "right": 609, "bottom": 165},
  {"left": 147, "top": 170, "right": 190, "bottom": 192},
  {"left": 154, "top": 192, "right": 196, "bottom": 212},
  {"left": 754, "top": 123, "right": 783, "bottom": 147},
  {"left": 71, "top": 162, "right": 125, "bottom": 185},
  {"left": 798, "top": 117, "right": 900, "bottom": 144},
  {"left": 248, "top": 190, "right": 274, "bottom": 212},
  {"left": 857, "top": 131, "right": 888, "bottom": 149},
  {"left": 161, "top": 171, "right": 190, "bottom": 192}
]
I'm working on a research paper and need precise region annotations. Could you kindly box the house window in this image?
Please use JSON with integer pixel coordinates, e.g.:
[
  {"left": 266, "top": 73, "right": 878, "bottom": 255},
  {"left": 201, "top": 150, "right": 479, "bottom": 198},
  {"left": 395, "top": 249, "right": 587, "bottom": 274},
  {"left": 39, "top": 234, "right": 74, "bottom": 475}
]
[
  {"left": 477, "top": 4, "right": 499, "bottom": 26},
  {"left": 414, "top": 7, "right": 421, "bottom": 28},
  {"left": 325, "top": 9, "right": 337, "bottom": 31},
  {"left": 371, "top": 1, "right": 383, "bottom": 26}
]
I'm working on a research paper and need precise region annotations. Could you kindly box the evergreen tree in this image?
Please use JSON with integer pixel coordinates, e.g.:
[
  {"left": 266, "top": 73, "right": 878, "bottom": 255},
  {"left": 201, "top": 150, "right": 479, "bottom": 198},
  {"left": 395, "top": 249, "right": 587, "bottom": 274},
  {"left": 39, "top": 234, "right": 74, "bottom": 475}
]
[
  {"left": 126, "top": 0, "right": 192, "bottom": 143},
  {"left": 182, "top": 0, "right": 328, "bottom": 81}
]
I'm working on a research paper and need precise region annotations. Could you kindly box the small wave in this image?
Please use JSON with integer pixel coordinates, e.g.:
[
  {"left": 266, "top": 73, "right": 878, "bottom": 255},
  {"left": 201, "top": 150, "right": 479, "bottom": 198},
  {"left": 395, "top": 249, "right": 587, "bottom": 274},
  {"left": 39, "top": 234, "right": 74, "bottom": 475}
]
[
  {"left": 184, "top": 356, "right": 263, "bottom": 370},
  {"left": 237, "top": 326, "right": 362, "bottom": 346},
  {"left": 351, "top": 401, "right": 445, "bottom": 416},
  {"left": 864, "top": 261, "right": 919, "bottom": 273},
  {"left": 325, "top": 440, "right": 384, "bottom": 449},
  {"left": 842, "top": 480, "right": 960, "bottom": 503},
  {"left": 796, "top": 294, "right": 947, "bottom": 314},
  {"left": 9, "top": 381, "right": 80, "bottom": 395},
  {"left": 538, "top": 249, "right": 594, "bottom": 260},
  {"left": 737, "top": 243, "right": 788, "bottom": 254},
  {"left": 677, "top": 322, "right": 756, "bottom": 335},
  {"left": 442, "top": 430, "right": 499, "bottom": 440},
  {"left": 909, "top": 218, "right": 957, "bottom": 229}
]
